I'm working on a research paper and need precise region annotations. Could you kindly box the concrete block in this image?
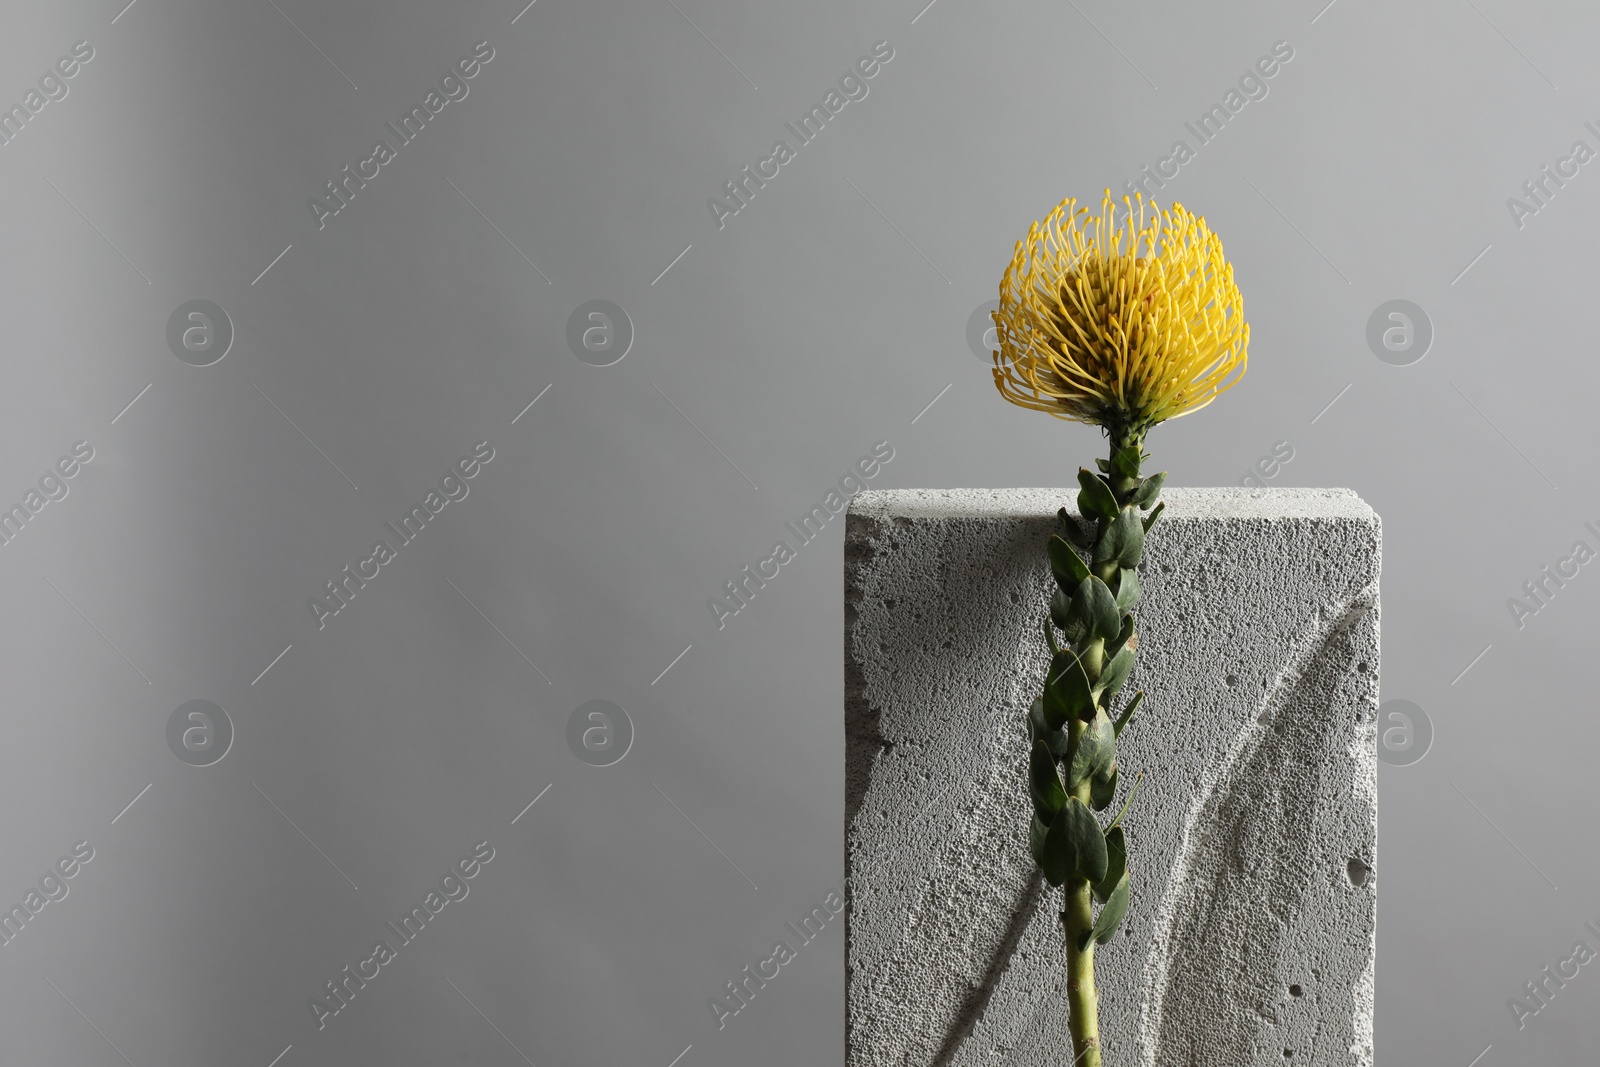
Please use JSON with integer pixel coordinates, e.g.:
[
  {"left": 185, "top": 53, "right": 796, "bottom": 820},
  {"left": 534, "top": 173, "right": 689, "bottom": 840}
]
[{"left": 844, "top": 488, "right": 1379, "bottom": 1067}]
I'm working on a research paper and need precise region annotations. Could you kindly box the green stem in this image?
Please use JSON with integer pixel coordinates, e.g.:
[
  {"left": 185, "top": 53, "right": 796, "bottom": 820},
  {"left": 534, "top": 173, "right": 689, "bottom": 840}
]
[
  {"left": 1062, "top": 428, "right": 1147, "bottom": 1067},
  {"left": 1080, "top": 637, "right": 1106, "bottom": 682},
  {"left": 1107, "top": 425, "right": 1145, "bottom": 503},
  {"left": 1062, "top": 722, "right": 1101, "bottom": 1067}
]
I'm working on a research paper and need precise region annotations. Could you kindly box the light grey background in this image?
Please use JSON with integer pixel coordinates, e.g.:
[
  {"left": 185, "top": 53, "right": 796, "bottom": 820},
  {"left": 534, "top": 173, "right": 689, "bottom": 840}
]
[{"left": 0, "top": 0, "right": 1591, "bottom": 1064}]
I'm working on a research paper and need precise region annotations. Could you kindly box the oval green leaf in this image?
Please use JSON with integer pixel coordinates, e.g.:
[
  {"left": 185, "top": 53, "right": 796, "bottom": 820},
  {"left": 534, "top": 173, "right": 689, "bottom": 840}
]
[
  {"left": 1090, "top": 871, "right": 1131, "bottom": 946},
  {"left": 1043, "top": 649, "right": 1094, "bottom": 728},
  {"left": 1098, "top": 644, "right": 1136, "bottom": 699},
  {"left": 1048, "top": 535, "right": 1091, "bottom": 590},
  {"left": 1095, "top": 506, "right": 1146, "bottom": 569},
  {"left": 1046, "top": 796, "right": 1109, "bottom": 886},
  {"left": 1029, "top": 740, "right": 1067, "bottom": 820},
  {"left": 1029, "top": 697, "right": 1068, "bottom": 759},
  {"left": 1113, "top": 567, "right": 1141, "bottom": 612},
  {"left": 1091, "top": 763, "right": 1119, "bottom": 812},
  {"left": 1077, "top": 469, "right": 1118, "bottom": 519},
  {"left": 1095, "top": 826, "right": 1127, "bottom": 903},
  {"left": 1029, "top": 811, "right": 1051, "bottom": 871},
  {"left": 1068, "top": 576, "right": 1123, "bottom": 643},
  {"left": 1131, "top": 471, "right": 1167, "bottom": 509},
  {"left": 1068, "top": 710, "right": 1116, "bottom": 790}
]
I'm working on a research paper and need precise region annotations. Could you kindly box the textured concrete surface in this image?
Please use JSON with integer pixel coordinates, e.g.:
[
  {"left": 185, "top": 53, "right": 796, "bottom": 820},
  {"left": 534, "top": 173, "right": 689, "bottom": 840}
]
[{"left": 844, "top": 488, "right": 1379, "bottom": 1067}]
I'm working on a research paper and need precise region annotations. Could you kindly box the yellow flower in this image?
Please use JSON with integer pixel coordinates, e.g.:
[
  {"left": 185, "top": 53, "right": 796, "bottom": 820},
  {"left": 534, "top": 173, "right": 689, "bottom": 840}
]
[{"left": 991, "top": 191, "right": 1248, "bottom": 433}]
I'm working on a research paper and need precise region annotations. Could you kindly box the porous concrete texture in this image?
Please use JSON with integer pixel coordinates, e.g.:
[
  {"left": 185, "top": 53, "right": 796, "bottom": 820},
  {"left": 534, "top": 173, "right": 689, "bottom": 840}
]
[{"left": 845, "top": 488, "right": 1379, "bottom": 1067}]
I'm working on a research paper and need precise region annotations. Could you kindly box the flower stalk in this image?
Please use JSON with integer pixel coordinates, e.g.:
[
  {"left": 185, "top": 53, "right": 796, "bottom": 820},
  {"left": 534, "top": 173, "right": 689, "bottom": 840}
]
[
  {"left": 1029, "top": 434, "right": 1159, "bottom": 1067},
  {"left": 993, "top": 191, "right": 1248, "bottom": 1065}
]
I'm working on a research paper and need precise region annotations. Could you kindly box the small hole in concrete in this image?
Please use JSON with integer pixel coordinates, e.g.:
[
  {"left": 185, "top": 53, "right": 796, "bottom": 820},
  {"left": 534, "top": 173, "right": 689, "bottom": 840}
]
[
  {"left": 884, "top": 598, "right": 896, "bottom": 611},
  {"left": 1347, "top": 857, "right": 1372, "bottom": 886},
  {"left": 1283, "top": 1050, "right": 1293, "bottom": 1059},
  {"left": 1288, "top": 984, "right": 1303, "bottom": 997},
  {"left": 1225, "top": 673, "right": 1240, "bottom": 687},
  {"left": 1357, "top": 661, "right": 1369, "bottom": 672}
]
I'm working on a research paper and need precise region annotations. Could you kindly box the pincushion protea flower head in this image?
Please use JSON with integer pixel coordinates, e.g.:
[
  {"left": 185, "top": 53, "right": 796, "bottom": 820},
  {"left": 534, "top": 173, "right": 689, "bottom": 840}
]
[{"left": 991, "top": 190, "right": 1248, "bottom": 436}]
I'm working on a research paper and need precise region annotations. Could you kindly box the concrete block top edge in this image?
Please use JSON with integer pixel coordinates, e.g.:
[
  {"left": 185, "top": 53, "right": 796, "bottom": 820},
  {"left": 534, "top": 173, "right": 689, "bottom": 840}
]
[{"left": 848, "top": 486, "right": 1378, "bottom": 526}]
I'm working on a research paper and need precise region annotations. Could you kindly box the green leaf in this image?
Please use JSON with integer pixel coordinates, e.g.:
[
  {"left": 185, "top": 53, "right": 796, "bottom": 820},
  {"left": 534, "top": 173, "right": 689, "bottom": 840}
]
[
  {"left": 1090, "top": 763, "right": 1119, "bottom": 811},
  {"left": 1098, "top": 644, "right": 1136, "bottom": 699},
  {"left": 1028, "top": 811, "right": 1051, "bottom": 869},
  {"left": 1087, "top": 871, "right": 1131, "bottom": 947},
  {"left": 1040, "top": 796, "right": 1108, "bottom": 887},
  {"left": 1067, "top": 576, "right": 1123, "bottom": 643},
  {"left": 1113, "top": 690, "right": 1144, "bottom": 738},
  {"left": 1058, "top": 507, "right": 1091, "bottom": 549},
  {"left": 1105, "top": 614, "right": 1136, "bottom": 660},
  {"left": 1029, "top": 698, "right": 1067, "bottom": 759},
  {"left": 1110, "top": 443, "right": 1142, "bottom": 482},
  {"left": 1108, "top": 771, "right": 1144, "bottom": 830},
  {"left": 1076, "top": 469, "right": 1118, "bottom": 519},
  {"left": 1068, "top": 710, "right": 1116, "bottom": 790},
  {"left": 1142, "top": 500, "right": 1165, "bottom": 534},
  {"left": 1048, "top": 535, "right": 1090, "bottom": 590},
  {"left": 1043, "top": 649, "right": 1094, "bottom": 728},
  {"left": 1094, "top": 457, "right": 1111, "bottom": 474},
  {"left": 1095, "top": 826, "right": 1127, "bottom": 903},
  {"left": 1049, "top": 588, "right": 1079, "bottom": 641},
  {"left": 1113, "top": 567, "right": 1141, "bottom": 612},
  {"left": 1094, "top": 506, "right": 1146, "bottom": 569},
  {"left": 1029, "top": 740, "right": 1067, "bottom": 820},
  {"left": 1131, "top": 471, "right": 1167, "bottom": 509}
]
